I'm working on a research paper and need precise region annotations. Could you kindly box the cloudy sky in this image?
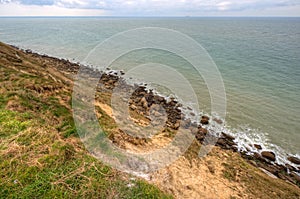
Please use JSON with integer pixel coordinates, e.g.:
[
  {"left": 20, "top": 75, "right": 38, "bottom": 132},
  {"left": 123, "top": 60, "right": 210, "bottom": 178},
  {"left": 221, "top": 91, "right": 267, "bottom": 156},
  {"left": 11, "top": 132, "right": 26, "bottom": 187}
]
[{"left": 0, "top": 0, "right": 299, "bottom": 16}]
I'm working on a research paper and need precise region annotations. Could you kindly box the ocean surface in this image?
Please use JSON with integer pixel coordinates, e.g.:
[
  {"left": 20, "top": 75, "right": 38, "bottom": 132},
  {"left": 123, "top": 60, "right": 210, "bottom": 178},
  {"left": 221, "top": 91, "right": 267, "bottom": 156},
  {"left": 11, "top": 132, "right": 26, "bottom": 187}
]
[{"left": 0, "top": 17, "right": 299, "bottom": 163}]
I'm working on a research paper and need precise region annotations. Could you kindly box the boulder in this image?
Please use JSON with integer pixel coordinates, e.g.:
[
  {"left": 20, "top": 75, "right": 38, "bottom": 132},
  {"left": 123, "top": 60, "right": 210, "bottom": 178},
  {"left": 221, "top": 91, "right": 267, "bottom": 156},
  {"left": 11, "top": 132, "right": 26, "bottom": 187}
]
[
  {"left": 221, "top": 132, "right": 235, "bottom": 140},
  {"left": 287, "top": 156, "right": 300, "bottom": 165},
  {"left": 261, "top": 151, "right": 276, "bottom": 162},
  {"left": 254, "top": 144, "right": 262, "bottom": 150},
  {"left": 200, "top": 115, "right": 210, "bottom": 125}
]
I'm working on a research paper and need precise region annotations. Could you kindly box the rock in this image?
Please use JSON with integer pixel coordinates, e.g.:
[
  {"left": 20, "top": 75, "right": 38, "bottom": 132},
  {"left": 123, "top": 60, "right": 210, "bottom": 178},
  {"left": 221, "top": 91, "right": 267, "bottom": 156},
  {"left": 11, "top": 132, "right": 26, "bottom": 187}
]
[
  {"left": 285, "top": 164, "right": 297, "bottom": 172},
  {"left": 254, "top": 144, "right": 262, "bottom": 150},
  {"left": 258, "top": 163, "right": 280, "bottom": 175},
  {"left": 195, "top": 128, "right": 208, "bottom": 142},
  {"left": 217, "top": 138, "right": 226, "bottom": 146},
  {"left": 221, "top": 132, "right": 235, "bottom": 140},
  {"left": 174, "top": 121, "right": 180, "bottom": 129},
  {"left": 140, "top": 97, "right": 148, "bottom": 108},
  {"left": 278, "top": 173, "right": 296, "bottom": 184},
  {"left": 290, "top": 172, "right": 300, "bottom": 183},
  {"left": 213, "top": 118, "right": 223, "bottom": 124},
  {"left": 200, "top": 115, "right": 209, "bottom": 125},
  {"left": 261, "top": 151, "right": 276, "bottom": 162},
  {"left": 253, "top": 152, "right": 266, "bottom": 162},
  {"left": 287, "top": 156, "right": 300, "bottom": 165},
  {"left": 199, "top": 127, "right": 208, "bottom": 135}
]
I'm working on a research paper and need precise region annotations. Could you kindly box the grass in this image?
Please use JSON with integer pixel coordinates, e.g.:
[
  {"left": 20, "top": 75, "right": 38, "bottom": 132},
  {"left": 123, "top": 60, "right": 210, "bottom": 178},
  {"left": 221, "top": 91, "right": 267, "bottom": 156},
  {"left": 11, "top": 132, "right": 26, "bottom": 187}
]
[{"left": 0, "top": 45, "right": 172, "bottom": 199}]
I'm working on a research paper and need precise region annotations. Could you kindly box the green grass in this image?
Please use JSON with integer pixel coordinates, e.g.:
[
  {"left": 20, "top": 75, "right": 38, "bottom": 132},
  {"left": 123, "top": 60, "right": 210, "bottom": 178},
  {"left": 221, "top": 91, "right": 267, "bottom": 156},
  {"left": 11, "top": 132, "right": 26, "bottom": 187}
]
[
  {"left": 0, "top": 63, "right": 172, "bottom": 198},
  {"left": 0, "top": 110, "right": 31, "bottom": 137}
]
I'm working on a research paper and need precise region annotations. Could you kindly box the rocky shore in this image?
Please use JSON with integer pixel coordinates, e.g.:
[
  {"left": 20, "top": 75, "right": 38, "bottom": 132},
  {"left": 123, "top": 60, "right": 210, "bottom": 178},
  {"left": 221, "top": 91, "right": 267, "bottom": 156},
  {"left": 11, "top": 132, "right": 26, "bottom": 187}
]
[{"left": 11, "top": 44, "right": 300, "bottom": 187}]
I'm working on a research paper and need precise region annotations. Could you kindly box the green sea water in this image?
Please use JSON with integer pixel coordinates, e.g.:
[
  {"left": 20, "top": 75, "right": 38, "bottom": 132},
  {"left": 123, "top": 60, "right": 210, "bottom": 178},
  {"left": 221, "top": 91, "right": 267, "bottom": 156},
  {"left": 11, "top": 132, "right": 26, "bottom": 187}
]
[{"left": 0, "top": 17, "right": 299, "bottom": 162}]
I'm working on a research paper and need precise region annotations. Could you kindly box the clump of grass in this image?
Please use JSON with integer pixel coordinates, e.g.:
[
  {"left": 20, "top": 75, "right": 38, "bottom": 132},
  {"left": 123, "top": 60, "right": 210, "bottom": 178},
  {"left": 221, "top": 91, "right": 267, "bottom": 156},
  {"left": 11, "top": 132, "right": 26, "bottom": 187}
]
[{"left": 0, "top": 110, "right": 31, "bottom": 137}]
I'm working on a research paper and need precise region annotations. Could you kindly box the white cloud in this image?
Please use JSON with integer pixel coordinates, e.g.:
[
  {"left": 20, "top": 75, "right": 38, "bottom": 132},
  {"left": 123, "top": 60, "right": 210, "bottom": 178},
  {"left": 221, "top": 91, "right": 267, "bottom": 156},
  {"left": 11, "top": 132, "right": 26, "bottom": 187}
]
[
  {"left": 0, "top": 0, "right": 299, "bottom": 16},
  {"left": 217, "top": 1, "right": 232, "bottom": 11},
  {"left": 0, "top": 2, "right": 107, "bottom": 16}
]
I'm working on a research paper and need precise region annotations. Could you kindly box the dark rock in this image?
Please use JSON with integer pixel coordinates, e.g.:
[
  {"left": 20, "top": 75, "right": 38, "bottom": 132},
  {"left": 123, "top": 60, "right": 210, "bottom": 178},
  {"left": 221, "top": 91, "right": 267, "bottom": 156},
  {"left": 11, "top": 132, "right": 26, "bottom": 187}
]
[
  {"left": 285, "top": 164, "right": 297, "bottom": 172},
  {"left": 198, "top": 127, "right": 208, "bottom": 135},
  {"left": 195, "top": 128, "right": 208, "bottom": 142},
  {"left": 288, "top": 156, "right": 300, "bottom": 165},
  {"left": 253, "top": 152, "right": 266, "bottom": 162},
  {"left": 217, "top": 138, "right": 226, "bottom": 146},
  {"left": 173, "top": 121, "right": 180, "bottom": 130},
  {"left": 232, "top": 145, "right": 238, "bottom": 152},
  {"left": 254, "top": 144, "right": 262, "bottom": 150},
  {"left": 261, "top": 151, "right": 276, "bottom": 162},
  {"left": 257, "top": 162, "right": 280, "bottom": 175},
  {"left": 200, "top": 115, "right": 209, "bottom": 125},
  {"left": 221, "top": 132, "right": 235, "bottom": 140}
]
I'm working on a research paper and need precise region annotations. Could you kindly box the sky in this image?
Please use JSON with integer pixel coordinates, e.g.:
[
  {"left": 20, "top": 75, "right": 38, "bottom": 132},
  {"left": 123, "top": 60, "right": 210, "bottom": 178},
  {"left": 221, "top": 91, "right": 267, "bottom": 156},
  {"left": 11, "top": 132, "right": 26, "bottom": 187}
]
[{"left": 0, "top": 0, "right": 299, "bottom": 16}]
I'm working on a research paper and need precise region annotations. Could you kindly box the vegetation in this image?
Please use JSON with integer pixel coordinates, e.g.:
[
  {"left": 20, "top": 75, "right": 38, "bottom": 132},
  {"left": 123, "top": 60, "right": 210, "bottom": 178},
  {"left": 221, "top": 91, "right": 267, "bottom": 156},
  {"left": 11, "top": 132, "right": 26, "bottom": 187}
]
[{"left": 0, "top": 43, "right": 172, "bottom": 199}]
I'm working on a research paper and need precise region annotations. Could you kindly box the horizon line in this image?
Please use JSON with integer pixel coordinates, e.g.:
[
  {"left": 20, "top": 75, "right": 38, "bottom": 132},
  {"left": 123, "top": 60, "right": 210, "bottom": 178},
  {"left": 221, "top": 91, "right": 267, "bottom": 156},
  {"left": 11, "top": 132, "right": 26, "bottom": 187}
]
[{"left": 0, "top": 16, "right": 300, "bottom": 18}]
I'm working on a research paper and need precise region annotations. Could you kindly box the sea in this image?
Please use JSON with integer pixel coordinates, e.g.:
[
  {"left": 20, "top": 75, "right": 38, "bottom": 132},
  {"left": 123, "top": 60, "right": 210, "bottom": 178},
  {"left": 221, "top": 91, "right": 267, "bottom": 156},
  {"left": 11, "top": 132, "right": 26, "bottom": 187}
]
[{"left": 0, "top": 17, "right": 299, "bottom": 165}]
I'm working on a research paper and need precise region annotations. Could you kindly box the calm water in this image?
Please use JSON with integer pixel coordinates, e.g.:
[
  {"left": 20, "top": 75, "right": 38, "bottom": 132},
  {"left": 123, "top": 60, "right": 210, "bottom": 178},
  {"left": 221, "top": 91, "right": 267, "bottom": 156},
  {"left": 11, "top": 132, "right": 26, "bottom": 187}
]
[{"left": 0, "top": 17, "right": 299, "bottom": 161}]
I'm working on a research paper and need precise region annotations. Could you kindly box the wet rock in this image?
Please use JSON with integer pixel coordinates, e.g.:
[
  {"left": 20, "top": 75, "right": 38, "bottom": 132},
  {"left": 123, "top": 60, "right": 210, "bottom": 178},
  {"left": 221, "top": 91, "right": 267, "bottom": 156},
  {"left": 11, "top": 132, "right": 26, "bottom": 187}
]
[
  {"left": 261, "top": 151, "right": 276, "bottom": 162},
  {"left": 200, "top": 115, "right": 209, "bottom": 125},
  {"left": 221, "top": 132, "right": 235, "bottom": 140},
  {"left": 254, "top": 144, "right": 262, "bottom": 150},
  {"left": 287, "top": 156, "right": 300, "bottom": 165}
]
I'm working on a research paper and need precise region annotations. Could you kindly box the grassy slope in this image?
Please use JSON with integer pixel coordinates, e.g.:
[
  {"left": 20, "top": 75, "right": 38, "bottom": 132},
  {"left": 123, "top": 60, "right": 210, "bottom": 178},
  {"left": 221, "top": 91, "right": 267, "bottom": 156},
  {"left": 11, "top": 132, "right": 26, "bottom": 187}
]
[{"left": 0, "top": 42, "right": 172, "bottom": 199}]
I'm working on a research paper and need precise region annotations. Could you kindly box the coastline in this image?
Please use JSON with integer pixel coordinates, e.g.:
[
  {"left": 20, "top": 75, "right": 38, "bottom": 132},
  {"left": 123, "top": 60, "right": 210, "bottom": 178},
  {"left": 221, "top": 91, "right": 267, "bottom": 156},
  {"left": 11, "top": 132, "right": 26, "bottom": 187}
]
[
  {"left": 1, "top": 41, "right": 300, "bottom": 198},
  {"left": 11, "top": 43, "right": 300, "bottom": 182}
]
